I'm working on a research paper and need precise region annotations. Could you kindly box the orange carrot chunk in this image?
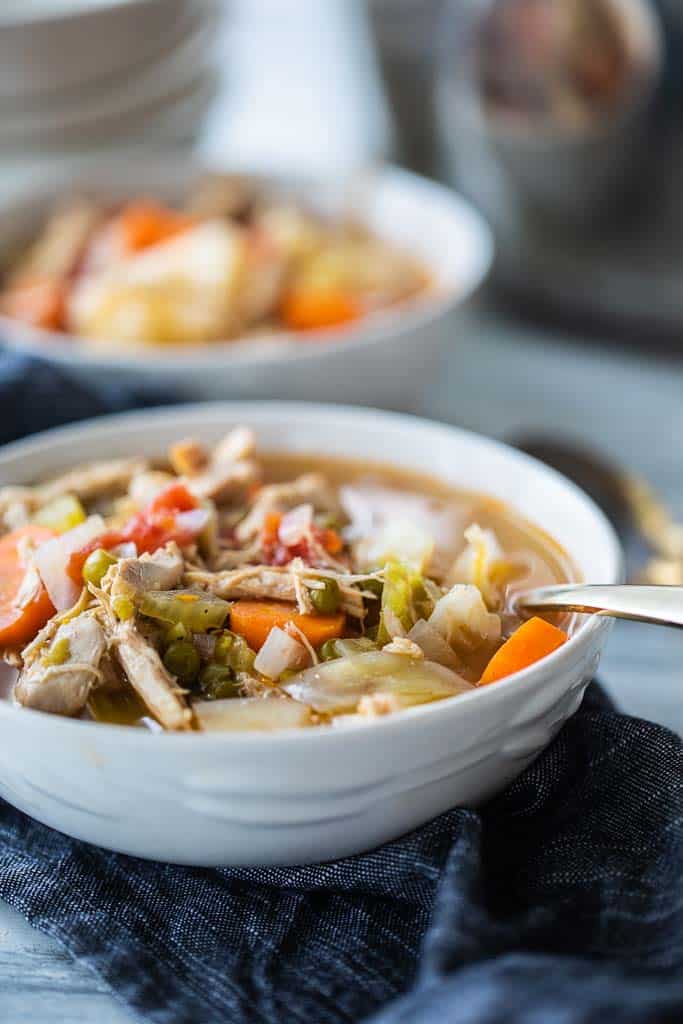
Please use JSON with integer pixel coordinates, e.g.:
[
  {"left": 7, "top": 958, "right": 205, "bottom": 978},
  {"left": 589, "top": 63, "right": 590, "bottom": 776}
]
[
  {"left": 478, "top": 617, "right": 568, "bottom": 687},
  {"left": 0, "top": 525, "right": 57, "bottom": 647},
  {"left": 119, "top": 201, "right": 195, "bottom": 253},
  {"left": 230, "top": 600, "right": 345, "bottom": 651},
  {"left": 280, "top": 288, "right": 360, "bottom": 331}
]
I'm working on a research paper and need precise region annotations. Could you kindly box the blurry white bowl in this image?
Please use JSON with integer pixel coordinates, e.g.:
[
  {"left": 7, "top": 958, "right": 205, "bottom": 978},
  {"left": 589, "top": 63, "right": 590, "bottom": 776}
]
[
  {"left": 0, "top": 0, "right": 211, "bottom": 101},
  {"left": 0, "top": 403, "right": 620, "bottom": 865},
  {"left": 0, "top": 12, "right": 218, "bottom": 144},
  {"left": 0, "top": 160, "right": 493, "bottom": 409}
]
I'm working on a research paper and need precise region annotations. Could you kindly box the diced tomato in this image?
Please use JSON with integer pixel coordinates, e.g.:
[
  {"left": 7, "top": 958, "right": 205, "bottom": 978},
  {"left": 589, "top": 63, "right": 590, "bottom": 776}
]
[
  {"left": 0, "top": 525, "right": 57, "bottom": 647},
  {"left": 66, "top": 483, "right": 202, "bottom": 583},
  {"left": 261, "top": 517, "right": 344, "bottom": 567}
]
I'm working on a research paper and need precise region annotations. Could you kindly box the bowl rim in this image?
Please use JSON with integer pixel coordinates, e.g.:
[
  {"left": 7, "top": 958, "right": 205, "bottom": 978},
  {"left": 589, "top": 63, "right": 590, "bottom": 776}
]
[
  {"left": 0, "top": 162, "right": 494, "bottom": 371},
  {"left": 0, "top": 400, "right": 622, "bottom": 748},
  {"left": 0, "top": 0, "right": 169, "bottom": 28}
]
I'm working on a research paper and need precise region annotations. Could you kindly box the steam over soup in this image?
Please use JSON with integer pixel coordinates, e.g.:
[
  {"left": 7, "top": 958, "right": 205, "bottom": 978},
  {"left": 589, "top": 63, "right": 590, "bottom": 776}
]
[{"left": 0, "top": 430, "right": 575, "bottom": 731}]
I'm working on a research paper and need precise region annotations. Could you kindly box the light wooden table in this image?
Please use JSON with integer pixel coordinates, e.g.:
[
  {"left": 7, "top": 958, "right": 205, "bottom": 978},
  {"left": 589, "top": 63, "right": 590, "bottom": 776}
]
[{"left": 2, "top": 303, "right": 682, "bottom": 1023}]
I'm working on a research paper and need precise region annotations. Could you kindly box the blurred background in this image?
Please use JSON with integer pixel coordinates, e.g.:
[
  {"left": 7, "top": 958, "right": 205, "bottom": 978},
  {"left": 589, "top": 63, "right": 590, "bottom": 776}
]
[{"left": 1, "top": 0, "right": 683, "bottom": 731}]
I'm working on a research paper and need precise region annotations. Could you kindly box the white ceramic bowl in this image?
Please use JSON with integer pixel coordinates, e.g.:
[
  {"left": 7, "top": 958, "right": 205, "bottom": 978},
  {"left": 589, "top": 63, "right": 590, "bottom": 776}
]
[
  {"left": 0, "top": 402, "right": 620, "bottom": 865},
  {"left": 0, "top": 160, "right": 493, "bottom": 409},
  {"left": 0, "top": 0, "right": 211, "bottom": 101}
]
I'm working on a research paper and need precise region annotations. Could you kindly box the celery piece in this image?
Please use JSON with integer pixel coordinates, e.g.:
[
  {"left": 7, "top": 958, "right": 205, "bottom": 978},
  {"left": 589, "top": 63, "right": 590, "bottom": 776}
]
[
  {"left": 138, "top": 590, "right": 230, "bottom": 633},
  {"left": 35, "top": 494, "right": 86, "bottom": 533}
]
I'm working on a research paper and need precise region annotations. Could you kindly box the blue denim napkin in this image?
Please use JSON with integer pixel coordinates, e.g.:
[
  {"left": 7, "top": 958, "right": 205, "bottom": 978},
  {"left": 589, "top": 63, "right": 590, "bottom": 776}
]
[{"left": 0, "top": 354, "right": 681, "bottom": 1024}]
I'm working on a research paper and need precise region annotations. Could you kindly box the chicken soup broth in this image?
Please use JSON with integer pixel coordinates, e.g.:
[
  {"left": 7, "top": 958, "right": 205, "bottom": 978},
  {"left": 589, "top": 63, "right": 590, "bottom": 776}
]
[{"left": 0, "top": 429, "right": 576, "bottom": 732}]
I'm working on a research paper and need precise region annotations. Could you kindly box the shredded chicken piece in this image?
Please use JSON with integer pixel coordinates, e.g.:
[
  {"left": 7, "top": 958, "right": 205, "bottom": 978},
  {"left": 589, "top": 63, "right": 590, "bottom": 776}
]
[
  {"left": 128, "top": 470, "right": 175, "bottom": 506},
  {"left": 382, "top": 637, "right": 424, "bottom": 659},
  {"left": 14, "top": 613, "right": 105, "bottom": 716},
  {"left": 168, "top": 438, "right": 209, "bottom": 477},
  {"left": 213, "top": 427, "right": 256, "bottom": 464},
  {"left": 185, "top": 564, "right": 366, "bottom": 618},
  {"left": 179, "top": 427, "right": 260, "bottom": 504},
  {"left": 184, "top": 460, "right": 259, "bottom": 504},
  {"left": 0, "top": 459, "right": 149, "bottom": 525},
  {"left": 0, "top": 648, "right": 23, "bottom": 668},
  {"left": 21, "top": 588, "right": 92, "bottom": 666},
  {"left": 8, "top": 197, "right": 103, "bottom": 284},
  {"left": 235, "top": 474, "right": 341, "bottom": 542},
  {"left": 108, "top": 619, "right": 193, "bottom": 731},
  {"left": 108, "top": 543, "right": 184, "bottom": 599}
]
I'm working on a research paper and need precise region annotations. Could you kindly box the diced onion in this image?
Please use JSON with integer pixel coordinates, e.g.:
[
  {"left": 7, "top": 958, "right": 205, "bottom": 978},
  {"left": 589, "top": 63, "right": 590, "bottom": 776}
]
[
  {"left": 35, "top": 515, "right": 105, "bottom": 611},
  {"left": 110, "top": 542, "right": 137, "bottom": 559},
  {"left": 278, "top": 503, "right": 313, "bottom": 546},
  {"left": 175, "top": 508, "right": 210, "bottom": 536},
  {"left": 254, "top": 626, "right": 308, "bottom": 678}
]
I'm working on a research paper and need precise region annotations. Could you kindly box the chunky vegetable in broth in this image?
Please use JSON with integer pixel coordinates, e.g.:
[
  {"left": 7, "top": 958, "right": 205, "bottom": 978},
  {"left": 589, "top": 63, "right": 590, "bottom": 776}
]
[{"left": 0, "top": 431, "right": 575, "bottom": 732}]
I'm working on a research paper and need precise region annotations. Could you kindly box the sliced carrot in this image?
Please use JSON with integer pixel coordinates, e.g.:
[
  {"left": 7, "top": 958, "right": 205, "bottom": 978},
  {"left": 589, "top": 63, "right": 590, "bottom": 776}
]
[
  {"left": 261, "top": 513, "right": 282, "bottom": 548},
  {"left": 230, "top": 600, "right": 345, "bottom": 651},
  {"left": 1, "top": 276, "right": 66, "bottom": 330},
  {"left": 280, "top": 288, "right": 360, "bottom": 331},
  {"left": 478, "top": 617, "right": 568, "bottom": 687},
  {"left": 0, "top": 525, "right": 56, "bottom": 647},
  {"left": 119, "top": 201, "right": 195, "bottom": 253},
  {"left": 320, "top": 527, "right": 343, "bottom": 555}
]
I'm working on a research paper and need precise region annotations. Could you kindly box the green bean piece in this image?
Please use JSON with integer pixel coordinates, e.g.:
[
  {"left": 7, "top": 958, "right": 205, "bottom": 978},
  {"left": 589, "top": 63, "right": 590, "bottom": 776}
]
[
  {"left": 310, "top": 577, "right": 341, "bottom": 615},
  {"left": 165, "top": 622, "right": 189, "bottom": 644},
  {"left": 138, "top": 589, "right": 230, "bottom": 632},
  {"left": 82, "top": 548, "right": 117, "bottom": 588},
  {"left": 199, "top": 663, "right": 239, "bottom": 700},
  {"left": 163, "top": 640, "right": 201, "bottom": 682}
]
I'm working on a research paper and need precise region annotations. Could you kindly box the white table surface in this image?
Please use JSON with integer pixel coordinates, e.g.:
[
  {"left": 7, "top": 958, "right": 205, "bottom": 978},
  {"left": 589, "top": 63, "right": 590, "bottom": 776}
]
[{"left": 1, "top": 300, "right": 682, "bottom": 1022}]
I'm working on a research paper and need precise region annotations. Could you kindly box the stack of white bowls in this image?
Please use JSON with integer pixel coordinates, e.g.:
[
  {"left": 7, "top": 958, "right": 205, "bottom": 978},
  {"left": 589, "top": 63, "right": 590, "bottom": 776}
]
[{"left": 0, "top": 0, "right": 219, "bottom": 165}]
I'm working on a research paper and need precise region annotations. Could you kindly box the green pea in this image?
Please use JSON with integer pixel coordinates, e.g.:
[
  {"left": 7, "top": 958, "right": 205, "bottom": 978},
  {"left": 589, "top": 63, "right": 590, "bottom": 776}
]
[
  {"left": 199, "top": 663, "right": 239, "bottom": 700},
  {"left": 310, "top": 577, "right": 341, "bottom": 615},
  {"left": 82, "top": 548, "right": 117, "bottom": 587},
  {"left": 213, "top": 632, "right": 234, "bottom": 665},
  {"left": 163, "top": 640, "right": 201, "bottom": 682}
]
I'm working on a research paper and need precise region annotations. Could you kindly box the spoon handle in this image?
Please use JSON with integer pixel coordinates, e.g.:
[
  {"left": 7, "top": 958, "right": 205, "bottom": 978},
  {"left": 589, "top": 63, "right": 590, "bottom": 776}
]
[{"left": 518, "top": 584, "right": 683, "bottom": 629}]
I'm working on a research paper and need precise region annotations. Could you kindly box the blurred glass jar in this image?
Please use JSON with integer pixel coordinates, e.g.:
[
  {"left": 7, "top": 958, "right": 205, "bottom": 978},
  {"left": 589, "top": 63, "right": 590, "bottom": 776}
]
[{"left": 436, "top": 0, "right": 663, "bottom": 231}]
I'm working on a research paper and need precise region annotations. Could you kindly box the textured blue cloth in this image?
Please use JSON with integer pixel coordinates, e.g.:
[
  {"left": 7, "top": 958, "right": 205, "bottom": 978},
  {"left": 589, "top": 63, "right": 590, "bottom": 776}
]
[{"left": 0, "top": 354, "right": 681, "bottom": 1024}]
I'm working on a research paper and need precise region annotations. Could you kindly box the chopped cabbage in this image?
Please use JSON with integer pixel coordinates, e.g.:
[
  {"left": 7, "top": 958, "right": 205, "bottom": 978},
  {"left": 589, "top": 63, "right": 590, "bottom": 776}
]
[
  {"left": 359, "top": 518, "right": 435, "bottom": 573},
  {"left": 282, "top": 650, "right": 472, "bottom": 715},
  {"left": 448, "top": 524, "right": 513, "bottom": 609},
  {"left": 376, "top": 560, "right": 434, "bottom": 644},
  {"left": 428, "top": 583, "right": 501, "bottom": 657}
]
